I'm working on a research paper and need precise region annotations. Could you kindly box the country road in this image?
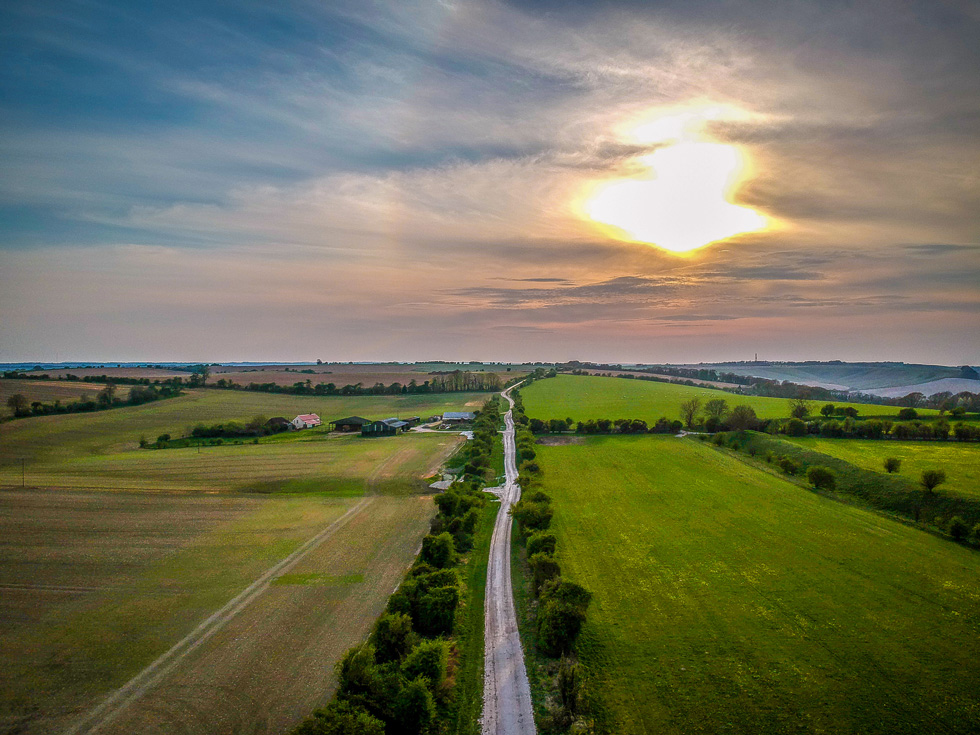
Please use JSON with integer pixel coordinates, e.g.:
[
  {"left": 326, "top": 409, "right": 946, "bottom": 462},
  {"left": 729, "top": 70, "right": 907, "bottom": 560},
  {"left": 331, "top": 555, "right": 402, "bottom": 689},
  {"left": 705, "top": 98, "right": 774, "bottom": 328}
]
[{"left": 482, "top": 384, "right": 536, "bottom": 735}]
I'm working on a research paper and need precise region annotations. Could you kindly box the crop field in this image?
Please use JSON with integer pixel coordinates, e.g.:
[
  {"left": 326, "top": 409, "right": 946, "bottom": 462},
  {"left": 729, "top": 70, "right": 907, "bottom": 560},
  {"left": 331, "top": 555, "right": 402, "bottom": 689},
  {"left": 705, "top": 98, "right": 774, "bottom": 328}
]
[
  {"left": 0, "top": 379, "right": 128, "bottom": 418},
  {"left": 521, "top": 374, "right": 934, "bottom": 423},
  {"left": 27, "top": 367, "right": 195, "bottom": 380},
  {"left": 535, "top": 435, "right": 980, "bottom": 734},
  {"left": 0, "top": 388, "right": 488, "bottom": 465},
  {"left": 785, "top": 436, "right": 980, "bottom": 499},
  {"left": 0, "top": 432, "right": 462, "bottom": 495},
  {"left": 211, "top": 362, "right": 526, "bottom": 388}
]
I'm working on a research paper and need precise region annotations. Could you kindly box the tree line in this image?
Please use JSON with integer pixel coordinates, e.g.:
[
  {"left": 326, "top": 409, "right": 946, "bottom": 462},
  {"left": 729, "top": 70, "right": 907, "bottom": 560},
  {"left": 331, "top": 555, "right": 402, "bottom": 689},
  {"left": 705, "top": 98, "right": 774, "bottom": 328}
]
[
  {"left": 508, "top": 388, "right": 596, "bottom": 733},
  {"left": 209, "top": 370, "right": 503, "bottom": 397},
  {"left": 5, "top": 382, "right": 183, "bottom": 420}
]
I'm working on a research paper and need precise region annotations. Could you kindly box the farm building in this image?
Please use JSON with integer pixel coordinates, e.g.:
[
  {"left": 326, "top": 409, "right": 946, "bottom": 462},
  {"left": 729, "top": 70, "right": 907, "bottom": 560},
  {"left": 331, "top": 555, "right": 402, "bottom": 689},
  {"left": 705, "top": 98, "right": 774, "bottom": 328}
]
[
  {"left": 331, "top": 416, "right": 370, "bottom": 432},
  {"left": 265, "top": 416, "right": 292, "bottom": 433},
  {"left": 291, "top": 413, "right": 321, "bottom": 430},
  {"left": 362, "top": 418, "right": 409, "bottom": 436},
  {"left": 442, "top": 411, "right": 476, "bottom": 423}
]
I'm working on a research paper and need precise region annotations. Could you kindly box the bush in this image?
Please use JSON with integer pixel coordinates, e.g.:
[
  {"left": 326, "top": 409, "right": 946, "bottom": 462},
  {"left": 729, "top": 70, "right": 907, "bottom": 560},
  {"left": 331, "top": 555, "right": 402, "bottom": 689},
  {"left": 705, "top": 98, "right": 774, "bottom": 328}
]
[
  {"left": 156, "top": 433, "right": 171, "bottom": 443},
  {"left": 401, "top": 639, "right": 448, "bottom": 690},
  {"left": 777, "top": 456, "right": 801, "bottom": 475},
  {"left": 972, "top": 523, "right": 980, "bottom": 544},
  {"left": 806, "top": 466, "right": 836, "bottom": 490},
  {"left": 373, "top": 613, "right": 414, "bottom": 663},
  {"left": 883, "top": 457, "right": 901, "bottom": 473},
  {"left": 948, "top": 516, "right": 969, "bottom": 540},
  {"left": 419, "top": 533, "right": 456, "bottom": 569},
  {"left": 511, "top": 500, "right": 553, "bottom": 533},
  {"left": 395, "top": 677, "right": 436, "bottom": 735},
  {"left": 898, "top": 408, "right": 918, "bottom": 420},
  {"left": 417, "top": 585, "right": 459, "bottom": 637},
  {"left": 526, "top": 532, "right": 557, "bottom": 557},
  {"left": 785, "top": 418, "right": 807, "bottom": 437},
  {"left": 529, "top": 552, "right": 561, "bottom": 594},
  {"left": 289, "top": 700, "right": 385, "bottom": 735}
]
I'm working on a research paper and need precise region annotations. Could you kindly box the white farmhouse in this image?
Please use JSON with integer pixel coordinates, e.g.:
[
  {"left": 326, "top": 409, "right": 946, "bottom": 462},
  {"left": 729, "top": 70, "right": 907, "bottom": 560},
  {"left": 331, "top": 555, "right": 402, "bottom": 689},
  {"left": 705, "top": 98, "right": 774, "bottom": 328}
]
[{"left": 291, "top": 413, "right": 322, "bottom": 430}]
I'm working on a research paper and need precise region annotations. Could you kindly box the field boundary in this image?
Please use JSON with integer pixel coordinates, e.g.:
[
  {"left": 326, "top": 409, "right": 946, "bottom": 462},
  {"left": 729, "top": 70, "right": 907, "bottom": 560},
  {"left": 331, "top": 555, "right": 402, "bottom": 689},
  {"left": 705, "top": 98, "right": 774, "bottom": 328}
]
[{"left": 64, "top": 495, "right": 374, "bottom": 735}]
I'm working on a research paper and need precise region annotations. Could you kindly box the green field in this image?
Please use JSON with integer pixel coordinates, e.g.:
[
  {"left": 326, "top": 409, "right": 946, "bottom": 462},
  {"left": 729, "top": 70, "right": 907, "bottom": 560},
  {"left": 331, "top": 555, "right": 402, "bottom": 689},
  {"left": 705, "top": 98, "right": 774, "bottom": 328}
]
[
  {"left": 522, "top": 374, "right": 934, "bottom": 423},
  {"left": 535, "top": 435, "right": 980, "bottom": 734},
  {"left": 0, "top": 388, "right": 486, "bottom": 463},
  {"left": 785, "top": 436, "right": 980, "bottom": 500}
]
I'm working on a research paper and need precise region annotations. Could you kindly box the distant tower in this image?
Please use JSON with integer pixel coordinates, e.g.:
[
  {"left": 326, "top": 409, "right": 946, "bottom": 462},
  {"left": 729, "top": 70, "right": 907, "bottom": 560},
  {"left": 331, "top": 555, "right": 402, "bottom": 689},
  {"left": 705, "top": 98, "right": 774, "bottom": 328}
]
[{"left": 754, "top": 353, "right": 758, "bottom": 362}]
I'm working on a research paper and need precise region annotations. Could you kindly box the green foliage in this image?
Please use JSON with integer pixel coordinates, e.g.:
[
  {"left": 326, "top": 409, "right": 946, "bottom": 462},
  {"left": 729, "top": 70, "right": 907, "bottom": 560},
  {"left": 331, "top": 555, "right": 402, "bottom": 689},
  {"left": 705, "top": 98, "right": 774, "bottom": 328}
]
[
  {"left": 419, "top": 533, "right": 456, "bottom": 569},
  {"left": 401, "top": 639, "right": 449, "bottom": 690},
  {"left": 373, "top": 613, "right": 415, "bottom": 663},
  {"left": 537, "top": 580, "right": 591, "bottom": 657},
  {"left": 785, "top": 418, "right": 807, "bottom": 437},
  {"left": 418, "top": 585, "right": 459, "bottom": 637},
  {"left": 898, "top": 407, "right": 919, "bottom": 421},
  {"left": 511, "top": 499, "right": 553, "bottom": 533},
  {"left": 777, "top": 455, "right": 801, "bottom": 475},
  {"left": 806, "top": 465, "right": 836, "bottom": 490},
  {"left": 395, "top": 677, "right": 436, "bottom": 735},
  {"left": 727, "top": 404, "right": 759, "bottom": 431},
  {"left": 526, "top": 532, "right": 557, "bottom": 557},
  {"left": 884, "top": 457, "right": 901, "bottom": 473},
  {"left": 289, "top": 701, "right": 385, "bottom": 735},
  {"left": 948, "top": 516, "right": 968, "bottom": 540},
  {"left": 529, "top": 552, "right": 561, "bottom": 594}
]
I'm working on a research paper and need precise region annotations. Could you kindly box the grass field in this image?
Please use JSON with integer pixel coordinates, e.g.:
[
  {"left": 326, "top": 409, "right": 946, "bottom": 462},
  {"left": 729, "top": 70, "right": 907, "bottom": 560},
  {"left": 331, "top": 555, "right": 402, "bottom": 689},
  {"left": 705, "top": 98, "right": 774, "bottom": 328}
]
[
  {"left": 785, "top": 436, "right": 980, "bottom": 500},
  {"left": 521, "top": 374, "right": 935, "bottom": 423},
  {"left": 0, "top": 388, "right": 489, "bottom": 465},
  {"left": 1, "top": 432, "right": 461, "bottom": 495},
  {"left": 0, "top": 379, "right": 127, "bottom": 418},
  {"left": 535, "top": 435, "right": 980, "bottom": 734}
]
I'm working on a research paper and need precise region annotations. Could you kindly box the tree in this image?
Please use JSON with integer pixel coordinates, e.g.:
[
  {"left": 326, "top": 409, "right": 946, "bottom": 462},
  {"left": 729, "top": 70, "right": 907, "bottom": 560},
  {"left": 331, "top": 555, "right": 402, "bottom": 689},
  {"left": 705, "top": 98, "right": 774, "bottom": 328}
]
[
  {"left": 789, "top": 396, "right": 812, "bottom": 420},
  {"left": 401, "top": 639, "right": 449, "bottom": 690},
  {"left": 921, "top": 469, "right": 946, "bottom": 494},
  {"left": 395, "top": 677, "right": 436, "bottom": 735},
  {"left": 806, "top": 466, "right": 836, "bottom": 490},
  {"left": 897, "top": 407, "right": 918, "bottom": 421},
  {"left": 679, "top": 398, "right": 702, "bottom": 429},
  {"left": 704, "top": 398, "right": 728, "bottom": 420},
  {"left": 883, "top": 457, "right": 901, "bottom": 473},
  {"left": 820, "top": 403, "right": 836, "bottom": 417},
  {"left": 96, "top": 382, "right": 117, "bottom": 407},
  {"left": 6, "top": 393, "right": 28, "bottom": 415},
  {"left": 727, "top": 405, "right": 759, "bottom": 431}
]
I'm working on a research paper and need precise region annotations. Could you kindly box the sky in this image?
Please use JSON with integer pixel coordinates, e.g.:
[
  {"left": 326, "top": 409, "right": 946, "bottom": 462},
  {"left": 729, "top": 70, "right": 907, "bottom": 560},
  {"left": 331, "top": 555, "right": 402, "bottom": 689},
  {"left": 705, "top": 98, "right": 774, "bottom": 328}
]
[{"left": 0, "top": 0, "right": 978, "bottom": 365}]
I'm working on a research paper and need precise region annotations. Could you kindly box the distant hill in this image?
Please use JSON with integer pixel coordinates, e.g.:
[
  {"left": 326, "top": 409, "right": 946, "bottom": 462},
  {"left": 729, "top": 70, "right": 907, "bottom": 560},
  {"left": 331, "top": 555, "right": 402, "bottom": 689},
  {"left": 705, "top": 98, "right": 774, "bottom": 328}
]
[{"left": 696, "top": 362, "right": 977, "bottom": 394}]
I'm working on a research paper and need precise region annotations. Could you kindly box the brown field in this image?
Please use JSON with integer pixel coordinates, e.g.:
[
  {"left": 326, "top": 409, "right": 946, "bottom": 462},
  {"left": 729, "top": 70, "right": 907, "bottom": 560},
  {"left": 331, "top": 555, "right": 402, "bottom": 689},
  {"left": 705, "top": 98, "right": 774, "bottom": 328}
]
[
  {"left": 212, "top": 362, "right": 521, "bottom": 389},
  {"left": 0, "top": 380, "right": 127, "bottom": 418},
  {"left": 26, "top": 368, "right": 194, "bottom": 380},
  {"left": 0, "top": 489, "right": 434, "bottom": 735}
]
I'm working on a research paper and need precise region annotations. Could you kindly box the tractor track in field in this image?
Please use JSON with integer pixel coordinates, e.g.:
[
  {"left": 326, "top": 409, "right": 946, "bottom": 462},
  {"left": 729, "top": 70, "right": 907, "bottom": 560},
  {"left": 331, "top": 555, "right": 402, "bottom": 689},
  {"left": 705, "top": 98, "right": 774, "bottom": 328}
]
[{"left": 63, "top": 496, "right": 374, "bottom": 735}]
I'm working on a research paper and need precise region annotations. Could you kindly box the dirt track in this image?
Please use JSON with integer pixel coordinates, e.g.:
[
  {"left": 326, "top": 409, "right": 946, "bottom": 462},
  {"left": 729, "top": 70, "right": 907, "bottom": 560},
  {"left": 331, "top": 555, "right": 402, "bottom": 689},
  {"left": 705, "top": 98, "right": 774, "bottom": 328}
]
[
  {"left": 64, "top": 497, "right": 376, "bottom": 735},
  {"left": 482, "top": 385, "right": 536, "bottom": 735}
]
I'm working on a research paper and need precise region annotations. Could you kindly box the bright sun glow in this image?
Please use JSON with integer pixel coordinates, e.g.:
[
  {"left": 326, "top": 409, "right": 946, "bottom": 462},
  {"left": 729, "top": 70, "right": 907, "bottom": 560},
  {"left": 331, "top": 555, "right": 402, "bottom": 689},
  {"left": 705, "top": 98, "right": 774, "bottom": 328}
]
[{"left": 586, "top": 104, "right": 768, "bottom": 253}]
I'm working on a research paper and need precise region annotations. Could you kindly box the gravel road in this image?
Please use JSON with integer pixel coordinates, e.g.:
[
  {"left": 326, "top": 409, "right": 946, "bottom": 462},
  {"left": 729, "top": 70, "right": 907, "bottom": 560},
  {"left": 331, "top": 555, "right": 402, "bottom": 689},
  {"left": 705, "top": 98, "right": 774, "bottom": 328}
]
[{"left": 482, "top": 385, "right": 536, "bottom": 735}]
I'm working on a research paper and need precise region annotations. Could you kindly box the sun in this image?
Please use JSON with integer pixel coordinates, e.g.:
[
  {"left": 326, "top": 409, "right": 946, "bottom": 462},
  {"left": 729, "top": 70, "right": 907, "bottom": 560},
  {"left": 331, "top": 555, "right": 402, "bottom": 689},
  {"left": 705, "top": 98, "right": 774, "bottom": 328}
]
[{"left": 585, "top": 105, "right": 768, "bottom": 253}]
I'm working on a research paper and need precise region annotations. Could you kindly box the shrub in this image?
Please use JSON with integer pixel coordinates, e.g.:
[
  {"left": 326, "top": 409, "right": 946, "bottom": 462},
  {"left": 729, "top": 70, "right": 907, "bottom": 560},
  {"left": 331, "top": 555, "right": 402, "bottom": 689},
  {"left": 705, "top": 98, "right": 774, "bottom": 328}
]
[
  {"left": 711, "top": 433, "right": 724, "bottom": 446},
  {"left": 972, "top": 523, "right": 980, "bottom": 544},
  {"left": 897, "top": 408, "right": 918, "bottom": 420},
  {"left": 948, "top": 516, "right": 969, "bottom": 540},
  {"left": 419, "top": 533, "right": 456, "bottom": 569},
  {"left": 777, "top": 456, "right": 801, "bottom": 475},
  {"left": 529, "top": 552, "right": 561, "bottom": 594},
  {"left": 785, "top": 418, "right": 807, "bottom": 437},
  {"left": 728, "top": 405, "right": 759, "bottom": 431},
  {"left": 156, "top": 433, "right": 171, "bottom": 443},
  {"left": 921, "top": 469, "right": 947, "bottom": 494},
  {"left": 395, "top": 678, "right": 436, "bottom": 735},
  {"left": 511, "top": 500, "right": 553, "bottom": 533},
  {"left": 373, "top": 613, "right": 414, "bottom": 663},
  {"left": 401, "top": 639, "right": 449, "bottom": 689},
  {"left": 527, "top": 532, "right": 557, "bottom": 557},
  {"left": 289, "top": 700, "right": 385, "bottom": 735},
  {"left": 883, "top": 457, "right": 901, "bottom": 473},
  {"left": 806, "top": 465, "right": 836, "bottom": 490},
  {"left": 417, "top": 585, "right": 459, "bottom": 637}
]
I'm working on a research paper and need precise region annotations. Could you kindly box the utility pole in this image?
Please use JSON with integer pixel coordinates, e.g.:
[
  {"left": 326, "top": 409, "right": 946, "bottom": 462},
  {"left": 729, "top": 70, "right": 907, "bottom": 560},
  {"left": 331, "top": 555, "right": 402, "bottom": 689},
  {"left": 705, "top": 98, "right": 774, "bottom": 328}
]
[{"left": 21, "top": 458, "right": 26, "bottom": 488}]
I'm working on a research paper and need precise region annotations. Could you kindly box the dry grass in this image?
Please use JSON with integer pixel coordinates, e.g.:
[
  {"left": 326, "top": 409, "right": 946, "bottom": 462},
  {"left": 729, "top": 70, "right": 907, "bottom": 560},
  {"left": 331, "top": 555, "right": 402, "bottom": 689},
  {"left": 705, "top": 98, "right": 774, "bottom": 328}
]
[{"left": 0, "top": 379, "right": 129, "bottom": 418}]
